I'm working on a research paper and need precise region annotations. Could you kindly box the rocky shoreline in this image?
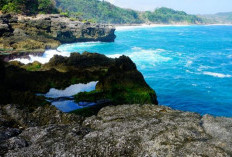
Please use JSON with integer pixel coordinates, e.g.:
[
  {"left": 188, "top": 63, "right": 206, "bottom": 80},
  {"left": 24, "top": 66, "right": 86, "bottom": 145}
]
[
  {"left": 0, "top": 14, "right": 116, "bottom": 56},
  {"left": 1, "top": 104, "right": 232, "bottom": 156},
  {"left": 1, "top": 12, "right": 232, "bottom": 157}
]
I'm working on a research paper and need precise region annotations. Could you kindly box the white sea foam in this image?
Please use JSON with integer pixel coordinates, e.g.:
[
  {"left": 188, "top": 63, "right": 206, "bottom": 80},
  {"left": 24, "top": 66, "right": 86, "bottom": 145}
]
[
  {"left": 197, "top": 65, "right": 215, "bottom": 71},
  {"left": 107, "top": 47, "right": 171, "bottom": 62},
  {"left": 11, "top": 50, "right": 70, "bottom": 64},
  {"left": 57, "top": 42, "right": 102, "bottom": 52},
  {"left": 11, "top": 41, "right": 104, "bottom": 64},
  {"left": 129, "top": 48, "right": 171, "bottom": 64},
  {"left": 45, "top": 81, "right": 98, "bottom": 98},
  {"left": 227, "top": 54, "right": 232, "bottom": 58},
  {"left": 203, "top": 72, "right": 231, "bottom": 78},
  {"left": 186, "top": 70, "right": 194, "bottom": 74},
  {"left": 185, "top": 60, "right": 193, "bottom": 67},
  {"left": 107, "top": 47, "right": 172, "bottom": 69}
]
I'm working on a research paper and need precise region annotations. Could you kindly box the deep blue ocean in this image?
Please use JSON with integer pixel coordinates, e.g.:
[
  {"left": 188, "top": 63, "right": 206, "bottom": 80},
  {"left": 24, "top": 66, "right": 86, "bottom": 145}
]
[{"left": 56, "top": 25, "right": 232, "bottom": 117}]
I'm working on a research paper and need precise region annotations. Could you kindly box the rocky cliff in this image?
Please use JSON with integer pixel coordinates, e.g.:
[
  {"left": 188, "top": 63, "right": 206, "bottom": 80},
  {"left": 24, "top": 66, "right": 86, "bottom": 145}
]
[
  {"left": 0, "top": 14, "right": 116, "bottom": 54},
  {"left": 0, "top": 53, "right": 157, "bottom": 111},
  {"left": 1, "top": 104, "right": 232, "bottom": 156}
]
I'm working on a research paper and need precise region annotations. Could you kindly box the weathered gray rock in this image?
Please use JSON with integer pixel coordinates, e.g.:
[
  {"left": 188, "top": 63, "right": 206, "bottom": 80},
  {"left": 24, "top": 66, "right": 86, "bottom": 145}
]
[
  {"left": 3, "top": 104, "right": 232, "bottom": 156},
  {"left": 0, "top": 14, "right": 116, "bottom": 54},
  {"left": 0, "top": 104, "right": 82, "bottom": 156},
  {"left": 13, "top": 28, "right": 26, "bottom": 37},
  {"left": 3, "top": 104, "right": 82, "bottom": 127},
  {"left": 202, "top": 115, "right": 232, "bottom": 154}
]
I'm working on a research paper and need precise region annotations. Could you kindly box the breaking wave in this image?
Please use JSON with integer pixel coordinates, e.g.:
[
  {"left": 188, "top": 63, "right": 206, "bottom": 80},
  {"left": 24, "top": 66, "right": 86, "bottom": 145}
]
[
  {"left": 11, "top": 50, "right": 70, "bottom": 64},
  {"left": 203, "top": 72, "right": 231, "bottom": 78}
]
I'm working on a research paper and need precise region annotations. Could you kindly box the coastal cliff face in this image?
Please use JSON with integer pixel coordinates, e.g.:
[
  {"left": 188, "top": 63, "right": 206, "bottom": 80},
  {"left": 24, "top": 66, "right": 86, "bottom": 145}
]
[
  {"left": 0, "top": 53, "right": 158, "bottom": 110},
  {"left": 1, "top": 104, "right": 232, "bottom": 156},
  {"left": 0, "top": 14, "right": 116, "bottom": 54}
]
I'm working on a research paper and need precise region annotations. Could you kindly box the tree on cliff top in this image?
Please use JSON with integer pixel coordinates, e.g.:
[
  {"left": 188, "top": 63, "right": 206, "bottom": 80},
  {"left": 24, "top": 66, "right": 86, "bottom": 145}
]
[
  {"left": 55, "top": 0, "right": 204, "bottom": 24},
  {"left": 0, "top": 0, "right": 58, "bottom": 15}
]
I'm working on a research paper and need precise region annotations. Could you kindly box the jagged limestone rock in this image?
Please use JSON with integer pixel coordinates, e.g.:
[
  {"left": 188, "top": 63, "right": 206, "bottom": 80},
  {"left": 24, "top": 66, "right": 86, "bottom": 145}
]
[
  {"left": 0, "top": 14, "right": 116, "bottom": 54},
  {"left": 1, "top": 104, "right": 231, "bottom": 156}
]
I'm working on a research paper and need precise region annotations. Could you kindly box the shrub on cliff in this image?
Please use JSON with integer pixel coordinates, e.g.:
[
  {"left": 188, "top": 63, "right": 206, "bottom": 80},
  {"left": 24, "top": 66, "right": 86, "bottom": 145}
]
[
  {"left": 38, "top": 0, "right": 58, "bottom": 14},
  {"left": 0, "top": 0, "right": 58, "bottom": 15}
]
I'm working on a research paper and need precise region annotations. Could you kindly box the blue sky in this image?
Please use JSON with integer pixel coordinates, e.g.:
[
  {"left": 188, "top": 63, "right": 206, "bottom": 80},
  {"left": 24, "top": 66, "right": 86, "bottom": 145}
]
[{"left": 105, "top": 0, "right": 232, "bottom": 14}]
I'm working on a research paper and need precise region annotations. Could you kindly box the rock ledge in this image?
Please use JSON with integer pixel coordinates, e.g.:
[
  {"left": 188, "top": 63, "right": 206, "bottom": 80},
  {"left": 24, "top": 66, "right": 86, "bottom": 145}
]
[{"left": 1, "top": 104, "right": 232, "bottom": 156}]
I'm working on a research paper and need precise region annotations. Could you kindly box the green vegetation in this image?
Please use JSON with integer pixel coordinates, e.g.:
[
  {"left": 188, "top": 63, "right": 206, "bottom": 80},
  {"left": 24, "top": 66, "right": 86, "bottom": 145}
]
[
  {"left": 70, "top": 103, "right": 109, "bottom": 117},
  {"left": 22, "top": 61, "right": 42, "bottom": 71},
  {"left": 143, "top": 8, "right": 203, "bottom": 24},
  {"left": 55, "top": 0, "right": 204, "bottom": 24},
  {"left": 55, "top": 0, "right": 143, "bottom": 24},
  {"left": 0, "top": 0, "right": 58, "bottom": 15},
  {"left": 200, "top": 12, "right": 232, "bottom": 24},
  {"left": 74, "top": 88, "right": 156, "bottom": 105},
  {"left": 0, "top": 0, "right": 204, "bottom": 24}
]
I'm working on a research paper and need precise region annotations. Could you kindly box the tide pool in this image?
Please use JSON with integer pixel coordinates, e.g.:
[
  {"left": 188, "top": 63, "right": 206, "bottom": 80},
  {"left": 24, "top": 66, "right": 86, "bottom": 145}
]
[
  {"left": 17, "top": 25, "right": 232, "bottom": 117},
  {"left": 40, "top": 82, "right": 98, "bottom": 112}
]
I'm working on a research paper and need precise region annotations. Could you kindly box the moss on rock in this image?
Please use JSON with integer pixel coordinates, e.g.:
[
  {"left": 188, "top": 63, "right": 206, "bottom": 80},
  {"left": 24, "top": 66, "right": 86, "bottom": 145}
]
[{"left": 0, "top": 53, "right": 158, "bottom": 115}]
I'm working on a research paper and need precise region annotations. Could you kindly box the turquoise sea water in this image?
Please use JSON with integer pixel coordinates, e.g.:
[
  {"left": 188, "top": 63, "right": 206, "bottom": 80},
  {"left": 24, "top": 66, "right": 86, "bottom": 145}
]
[{"left": 58, "top": 25, "right": 232, "bottom": 117}]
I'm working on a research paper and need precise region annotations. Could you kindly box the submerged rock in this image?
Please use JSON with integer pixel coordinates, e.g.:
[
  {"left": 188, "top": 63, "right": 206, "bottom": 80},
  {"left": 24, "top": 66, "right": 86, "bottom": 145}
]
[
  {"left": 0, "top": 14, "right": 116, "bottom": 55},
  {"left": 2, "top": 104, "right": 231, "bottom": 156}
]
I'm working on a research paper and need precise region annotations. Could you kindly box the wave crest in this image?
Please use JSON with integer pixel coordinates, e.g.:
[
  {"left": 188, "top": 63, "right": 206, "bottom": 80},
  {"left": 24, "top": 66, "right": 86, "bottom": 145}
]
[
  {"left": 203, "top": 72, "right": 231, "bottom": 78},
  {"left": 11, "top": 50, "right": 70, "bottom": 64}
]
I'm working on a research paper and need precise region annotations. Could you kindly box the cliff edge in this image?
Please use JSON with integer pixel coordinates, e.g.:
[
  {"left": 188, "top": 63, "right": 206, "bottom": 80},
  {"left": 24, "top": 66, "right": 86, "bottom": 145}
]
[{"left": 0, "top": 14, "right": 116, "bottom": 54}]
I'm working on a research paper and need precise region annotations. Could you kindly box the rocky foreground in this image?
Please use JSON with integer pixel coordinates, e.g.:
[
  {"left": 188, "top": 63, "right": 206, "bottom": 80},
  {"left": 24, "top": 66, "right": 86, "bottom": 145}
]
[
  {"left": 0, "top": 13, "right": 116, "bottom": 56},
  {"left": 0, "top": 104, "right": 232, "bottom": 156}
]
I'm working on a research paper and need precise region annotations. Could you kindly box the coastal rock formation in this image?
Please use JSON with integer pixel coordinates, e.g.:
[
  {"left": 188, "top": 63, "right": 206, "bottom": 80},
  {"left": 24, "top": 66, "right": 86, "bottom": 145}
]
[
  {"left": 0, "top": 14, "right": 116, "bottom": 54},
  {"left": 1, "top": 104, "right": 232, "bottom": 156},
  {"left": 3, "top": 104, "right": 82, "bottom": 127},
  {"left": 0, "top": 53, "right": 158, "bottom": 112},
  {"left": 0, "top": 104, "right": 82, "bottom": 155}
]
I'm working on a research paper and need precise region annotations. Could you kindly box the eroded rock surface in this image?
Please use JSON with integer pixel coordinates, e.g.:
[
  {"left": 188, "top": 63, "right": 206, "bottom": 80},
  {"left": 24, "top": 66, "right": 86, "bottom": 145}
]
[
  {"left": 0, "top": 104, "right": 82, "bottom": 155},
  {"left": 0, "top": 14, "right": 116, "bottom": 54},
  {"left": 2, "top": 104, "right": 232, "bottom": 156},
  {"left": 0, "top": 53, "right": 158, "bottom": 107}
]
